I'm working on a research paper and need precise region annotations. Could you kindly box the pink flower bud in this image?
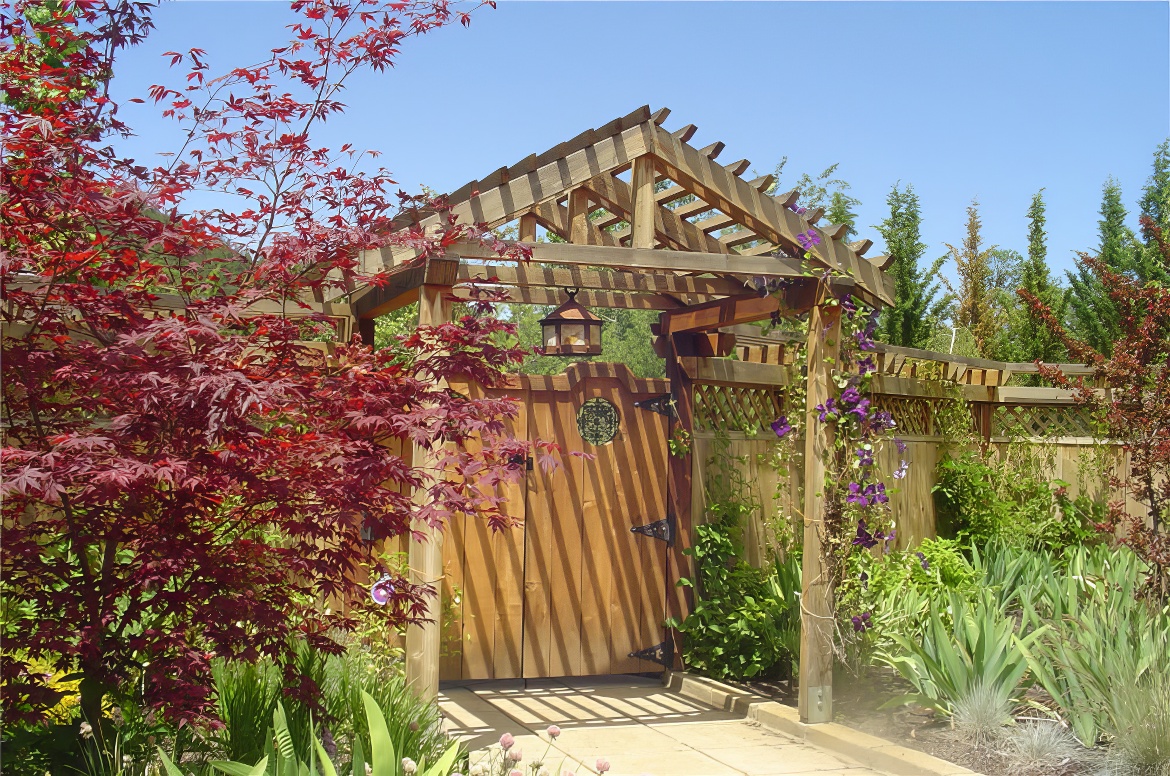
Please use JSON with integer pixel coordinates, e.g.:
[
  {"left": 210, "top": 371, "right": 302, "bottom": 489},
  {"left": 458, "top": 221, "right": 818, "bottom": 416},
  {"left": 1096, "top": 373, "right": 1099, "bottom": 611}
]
[
  {"left": 510, "top": 771, "right": 523, "bottom": 776},
  {"left": 596, "top": 758, "right": 611, "bottom": 774},
  {"left": 509, "top": 748, "right": 523, "bottom": 762},
  {"left": 499, "top": 733, "right": 515, "bottom": 750},
  {"left": 546, "top": 725, "right": 561, "bottom": 739}
]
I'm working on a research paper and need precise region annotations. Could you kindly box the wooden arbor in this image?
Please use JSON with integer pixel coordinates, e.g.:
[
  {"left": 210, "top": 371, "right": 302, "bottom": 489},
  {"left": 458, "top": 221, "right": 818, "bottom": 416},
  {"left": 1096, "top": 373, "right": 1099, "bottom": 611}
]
[{"left": 349, "top": 106, "right": 894, "bottom": 722}]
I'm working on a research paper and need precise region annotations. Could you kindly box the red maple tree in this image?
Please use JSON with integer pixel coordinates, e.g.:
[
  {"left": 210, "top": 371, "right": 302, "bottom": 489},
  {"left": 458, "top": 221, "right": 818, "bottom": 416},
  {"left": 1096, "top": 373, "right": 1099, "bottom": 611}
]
[
  {"left": 1, "top": 0, "right": 538, "bottom": 729},
  {"left": 1021, "top": 216, "right": 1170, "bottom": 600}
]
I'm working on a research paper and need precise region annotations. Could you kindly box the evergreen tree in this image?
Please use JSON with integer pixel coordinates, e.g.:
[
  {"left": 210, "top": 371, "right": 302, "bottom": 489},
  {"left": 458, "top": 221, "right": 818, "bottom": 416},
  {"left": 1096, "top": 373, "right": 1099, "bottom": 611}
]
[
  {"left": 826, "top": 190, "right": 859, "bottom": 239},
  {"left": 874, "top": 182, "right": 951, "bottom": 348},
  {"left": 1137, "top": 139, "right": 1170, "bottom": 283},
  {"left": 1001, "top": 190, "right": 1067, "bottom": 364},
  {"left": 1066, "top": 177, "right": 1137, "bottom": 353},
  {"left": 945, "top": 199, "right": 998, "bottom": 357}
]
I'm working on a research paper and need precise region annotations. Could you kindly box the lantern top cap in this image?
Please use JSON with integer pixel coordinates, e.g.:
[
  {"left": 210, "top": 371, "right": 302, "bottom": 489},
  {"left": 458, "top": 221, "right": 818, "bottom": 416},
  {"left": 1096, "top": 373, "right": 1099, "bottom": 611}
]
[{"left": 539, "top": 288, "right": 603, "bottom": 324}]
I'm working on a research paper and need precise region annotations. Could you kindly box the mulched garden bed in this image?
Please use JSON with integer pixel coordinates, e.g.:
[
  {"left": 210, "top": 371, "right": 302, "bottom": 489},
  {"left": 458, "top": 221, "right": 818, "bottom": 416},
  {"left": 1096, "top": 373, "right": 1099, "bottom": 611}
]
[{"left": 727, "top": 670, "right": 1095, "bottom": 776}]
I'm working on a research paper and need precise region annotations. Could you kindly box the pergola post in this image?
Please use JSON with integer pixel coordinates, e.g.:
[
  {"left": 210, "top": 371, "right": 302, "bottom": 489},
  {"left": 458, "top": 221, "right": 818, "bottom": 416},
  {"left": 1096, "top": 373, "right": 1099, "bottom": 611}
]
[
  {"left": 798, "top": 299, "right": 842, "bottom": 724},
  {"left": 405, "top": 283, "right": 452, "bottom": 702}
]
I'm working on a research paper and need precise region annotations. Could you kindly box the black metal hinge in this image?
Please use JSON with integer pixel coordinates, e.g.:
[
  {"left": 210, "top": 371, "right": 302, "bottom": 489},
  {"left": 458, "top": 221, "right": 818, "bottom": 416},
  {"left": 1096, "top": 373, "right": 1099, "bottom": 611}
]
[
  {"left": 629, "top": 634, "right": 674, "bottom": 667},
  {"left": 631, "top": 516, "right": 674, "bottom": 545},
  {"left": 633, "top": 393, "right": 675, "bottom": 418}
]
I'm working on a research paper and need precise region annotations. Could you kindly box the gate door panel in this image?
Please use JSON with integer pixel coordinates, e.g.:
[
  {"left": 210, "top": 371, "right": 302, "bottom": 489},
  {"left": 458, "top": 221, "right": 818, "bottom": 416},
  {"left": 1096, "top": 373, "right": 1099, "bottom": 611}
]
[{"left": 523, "top": 367, "right": 670, "bottom": 678}]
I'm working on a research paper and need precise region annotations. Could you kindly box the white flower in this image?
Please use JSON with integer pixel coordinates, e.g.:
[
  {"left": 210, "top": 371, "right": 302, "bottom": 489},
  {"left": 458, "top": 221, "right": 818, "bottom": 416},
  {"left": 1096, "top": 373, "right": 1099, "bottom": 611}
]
[
  {"left": 402, "top": 757, "right": 418, "bottom": 774},
  {"left": 364, "top": 764, "right": 373, "bottom": 776},
  {"left": 508, "top": 747, "right": 523, "bottom": 762},
  {"left": 78, "top": 722, "right": 93, "bottom": 739}
]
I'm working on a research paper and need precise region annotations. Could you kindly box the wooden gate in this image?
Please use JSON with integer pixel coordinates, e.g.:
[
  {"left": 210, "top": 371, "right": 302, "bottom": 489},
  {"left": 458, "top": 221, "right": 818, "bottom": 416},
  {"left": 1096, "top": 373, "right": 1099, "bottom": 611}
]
[{"left": 439, "top": 364, "right": 671, "bottom": 680}]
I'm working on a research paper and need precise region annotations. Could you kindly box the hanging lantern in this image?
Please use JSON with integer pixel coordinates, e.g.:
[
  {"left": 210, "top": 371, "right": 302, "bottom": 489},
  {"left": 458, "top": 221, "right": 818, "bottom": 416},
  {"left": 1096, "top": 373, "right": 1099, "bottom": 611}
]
[{"left": 538, "top": 288, "right": 603, "bottom": 356}]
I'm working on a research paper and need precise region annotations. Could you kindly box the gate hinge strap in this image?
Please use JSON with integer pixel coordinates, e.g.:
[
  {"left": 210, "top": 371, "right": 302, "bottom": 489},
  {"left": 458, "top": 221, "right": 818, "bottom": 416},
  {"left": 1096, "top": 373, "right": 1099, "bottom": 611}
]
[
  {"left": 628, "top": 635, "right": 674, "bottom": 667},
  {"left": 630, "top": 516, "right": 674, "bottom": 545}
]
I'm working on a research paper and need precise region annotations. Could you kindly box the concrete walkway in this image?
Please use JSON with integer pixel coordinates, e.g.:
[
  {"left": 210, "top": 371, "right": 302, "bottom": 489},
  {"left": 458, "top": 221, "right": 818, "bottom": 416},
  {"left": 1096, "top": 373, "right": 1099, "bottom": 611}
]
[{"left": 439, "top": 675, "right": 894, "bottom": 776}]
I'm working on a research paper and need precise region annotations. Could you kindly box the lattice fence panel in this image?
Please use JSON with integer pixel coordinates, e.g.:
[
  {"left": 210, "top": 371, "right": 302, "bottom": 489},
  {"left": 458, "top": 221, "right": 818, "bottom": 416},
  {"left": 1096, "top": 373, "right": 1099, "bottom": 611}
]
[
  {"left": 694, "top": 384, "right": 785, "bottom": 432},
  {"left": 993, "top": 404, "right": 1096, "bottom": 438},
  {"left": 871, "top": 395, "right": 935, "bottom": 437}
]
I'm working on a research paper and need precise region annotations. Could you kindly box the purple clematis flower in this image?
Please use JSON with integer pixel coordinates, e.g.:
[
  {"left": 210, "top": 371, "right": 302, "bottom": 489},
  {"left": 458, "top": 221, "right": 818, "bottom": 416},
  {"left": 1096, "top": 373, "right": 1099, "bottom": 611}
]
[
  {"left": 847, "top": 482, "right": 868, "bottom": 507},
  {"left": 852, "top": 612, "right": 872, "bottom": 632},
  {"left": 840, "top": 387, "right": 863, "bottom": 408},
  {"left": 856, "top": 447, "right": 874, "bottom": 467},
  {"left": 816, "top": 398, "right": 838, "bottom": 423},
  {"left": 852, "top": 519, "right": 878, "bottom": 548},
  {"left": 771, "top": 416, "right": 793, "bottom": 438},
  {"left": 916, "top": 551, "right": 929, "bottom": 570},
  {"left": 893, "top": 460, "right": 909, "bottom": 480},
  {"left": 859, "top": 570, "right": 869, "bottom": 589},
  {"left": 796, "top": 230, "right": 821, "bottom": 250},
  {"left": 894, "top": 437, "right": 907, "bottom": 454},
  {"left": 858, "top": 355, "right": 876, "bottom": 375}
]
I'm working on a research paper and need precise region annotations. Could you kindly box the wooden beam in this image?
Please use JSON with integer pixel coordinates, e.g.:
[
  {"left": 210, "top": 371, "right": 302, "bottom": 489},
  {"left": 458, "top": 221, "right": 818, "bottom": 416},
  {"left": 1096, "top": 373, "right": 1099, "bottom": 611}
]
[
  {"left": 724, "top": 159, "right": 750, "bottom": 176},
  {"left": 450, "top": 240, "right": 812, "bottom": 278},
  {"left": 821, "top": 223, "right": 850, "bottom": 240},
  {"left": 631, "top": 156, "right": 658, "bottom": 249},
  {"left": 378, "top": 118, "right": 656, "bottom": 266},
  {"left": 799, "top": 301, "right": 842, "bottom": 725},
  {"left": 660, "top": 293, "right": 779, "bottom": 335},
  {"left": 456, "top": 263, "right": 747, "bottom": 296},
  {"left": 671, "top": 123, "right": 698, "bottom": 142},
  {"left": 648, "top": 123, "right": 894, "bottom": 306},
  {"left": 651, "top": 106, "right": 672, "bottom": 125},
  {"left": 352, "top": 262, "right": 427, "bottom": 319},
  {"left": 451, "top": 285, "right": 684, "bottom": 310}
]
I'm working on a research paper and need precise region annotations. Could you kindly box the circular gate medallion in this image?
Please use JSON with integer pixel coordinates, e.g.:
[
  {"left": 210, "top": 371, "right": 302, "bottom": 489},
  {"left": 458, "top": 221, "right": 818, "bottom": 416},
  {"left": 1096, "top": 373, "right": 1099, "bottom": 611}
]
[{"left": 577, "top": 398, "right": 620, "bottom": 445}]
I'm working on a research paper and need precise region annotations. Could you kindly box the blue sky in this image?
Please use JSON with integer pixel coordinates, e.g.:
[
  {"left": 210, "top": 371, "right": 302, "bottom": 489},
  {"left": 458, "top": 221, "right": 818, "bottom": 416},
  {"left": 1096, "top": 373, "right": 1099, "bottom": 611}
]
[{"left": 109, "top": 1, "right": 1170, "bottom": 279}]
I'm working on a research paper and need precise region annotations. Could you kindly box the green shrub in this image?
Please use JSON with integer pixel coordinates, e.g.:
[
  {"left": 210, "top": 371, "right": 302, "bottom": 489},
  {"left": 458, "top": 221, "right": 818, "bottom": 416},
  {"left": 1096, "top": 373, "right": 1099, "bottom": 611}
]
[{"left": 932, "top": 449, "right": 1099, "bottom": 553}]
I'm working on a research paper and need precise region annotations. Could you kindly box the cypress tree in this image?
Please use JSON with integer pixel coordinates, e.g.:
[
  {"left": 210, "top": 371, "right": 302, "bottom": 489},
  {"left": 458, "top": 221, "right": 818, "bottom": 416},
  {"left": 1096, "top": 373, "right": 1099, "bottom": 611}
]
[
  {"left": 1066, "top": 177, "right": 1136, "bottom": 353},
  {"left": 947, "top": 199, "right": 998, "bottom": 357},
  {"left": 1003, "top": 190, "right": 1066, "bottom": 365},
  {"left": 1136, "top": 139, "right": 1170, "bottom": 283},
  {"left": 875, "top": 183, "right": 950, "bottom": 348}
]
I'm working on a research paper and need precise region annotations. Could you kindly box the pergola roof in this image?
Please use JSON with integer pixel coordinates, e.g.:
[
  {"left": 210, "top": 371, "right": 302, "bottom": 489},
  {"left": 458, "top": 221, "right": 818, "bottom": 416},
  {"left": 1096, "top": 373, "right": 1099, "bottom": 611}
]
[{"left": 356, "top": 105, "right": 893, "bottom": 325}]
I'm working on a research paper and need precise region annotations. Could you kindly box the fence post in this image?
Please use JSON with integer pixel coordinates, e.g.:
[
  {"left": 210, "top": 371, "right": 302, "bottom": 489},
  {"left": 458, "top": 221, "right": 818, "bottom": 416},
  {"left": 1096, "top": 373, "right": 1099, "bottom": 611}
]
[{"left": 798, "top": 299, "right": 842, "bottom": 724}]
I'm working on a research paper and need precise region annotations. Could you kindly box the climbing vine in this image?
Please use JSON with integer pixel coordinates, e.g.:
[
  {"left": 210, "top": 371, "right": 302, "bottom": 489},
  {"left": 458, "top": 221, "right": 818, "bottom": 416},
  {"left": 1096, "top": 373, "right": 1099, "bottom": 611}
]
[{"left": 767, "top": 230, "right": 904, "bottom": 650}]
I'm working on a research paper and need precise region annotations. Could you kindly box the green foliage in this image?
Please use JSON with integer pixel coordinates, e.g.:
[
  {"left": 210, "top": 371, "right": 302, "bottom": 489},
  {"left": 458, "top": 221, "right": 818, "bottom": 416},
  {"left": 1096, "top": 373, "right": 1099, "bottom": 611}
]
[
  {"left": 1001, "top": 190, "right": 1067, "bottom": 368},
  {"left": 168, "top": 691, "right": 460, "bottom": 776},
  {"left": 1019, "top": 545, "right": 1170, "bottom": 770},
  {"left": 667, "top": 438, "right": 799, "bottom": 680},
  {"left": 874, "top": 183, "right": 951, "bottom": 348},
  {"left": 205, "top": 644, "right": 450, "bottom": 776},
  {"left": 1065, "top": 177, "right": 1145, "bottom": 354},
  {"left": 932, "top": 446, "right": 1098, "bottom": 552},
  {"left": 944, "top": 199, "right": 999, "bottom": 357},
  {"left": 876, "top": 590, "right": 1042, "bottom": 716},
  {"left": 825, "top": 191, "right": 859, "bottom": 239}
]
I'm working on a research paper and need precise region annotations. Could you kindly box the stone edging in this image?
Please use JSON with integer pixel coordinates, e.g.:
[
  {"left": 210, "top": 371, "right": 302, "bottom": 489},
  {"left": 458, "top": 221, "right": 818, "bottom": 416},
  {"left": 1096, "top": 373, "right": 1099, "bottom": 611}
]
[{"left": 665, "top": 672, "right": 982, "bottom": 776}]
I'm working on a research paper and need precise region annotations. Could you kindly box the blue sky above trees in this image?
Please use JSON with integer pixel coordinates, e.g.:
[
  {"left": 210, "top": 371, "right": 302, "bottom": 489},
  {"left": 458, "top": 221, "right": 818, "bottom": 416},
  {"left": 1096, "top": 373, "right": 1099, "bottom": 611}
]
[{"left": 110, "top": 1, "right": 1169, "bottom": 279}]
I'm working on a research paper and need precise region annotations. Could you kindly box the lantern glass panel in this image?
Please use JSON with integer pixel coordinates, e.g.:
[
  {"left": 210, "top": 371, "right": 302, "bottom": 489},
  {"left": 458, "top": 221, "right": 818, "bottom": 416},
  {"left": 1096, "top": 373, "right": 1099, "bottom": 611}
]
[
  {"left": 561, "top": 323, "right": 586, "bottom": 346},
  {"left": 543, "top": 324, "right": 559, "bottom": 348}
]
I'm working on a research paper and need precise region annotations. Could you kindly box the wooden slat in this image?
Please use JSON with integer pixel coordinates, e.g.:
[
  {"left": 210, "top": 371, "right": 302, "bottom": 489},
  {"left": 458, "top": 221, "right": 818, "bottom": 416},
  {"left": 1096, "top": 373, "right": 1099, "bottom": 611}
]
[
  {"left": 671, "top": 123, "right": 698, "bottom": 142},
  {"left": 698, "top": 141, "right": 725, "bottom": 160},
  {"left": 456, "top": 263, "right": 747, "bottom": 296}
]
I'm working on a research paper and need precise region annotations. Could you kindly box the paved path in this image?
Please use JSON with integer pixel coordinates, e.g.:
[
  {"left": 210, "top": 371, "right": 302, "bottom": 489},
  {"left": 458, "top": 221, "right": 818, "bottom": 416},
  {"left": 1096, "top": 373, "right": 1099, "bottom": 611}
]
[{"left": 439, "top": 675, "right": 893, "bottom": 776}]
